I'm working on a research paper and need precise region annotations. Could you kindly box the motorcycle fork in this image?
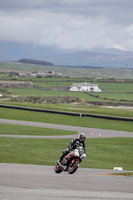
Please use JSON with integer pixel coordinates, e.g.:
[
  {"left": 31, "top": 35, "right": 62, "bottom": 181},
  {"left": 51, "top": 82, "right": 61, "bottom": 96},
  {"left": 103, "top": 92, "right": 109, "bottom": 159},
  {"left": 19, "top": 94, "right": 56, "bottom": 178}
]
[{"left": 72, "top": 158, "right": 80, "bottom": 166}]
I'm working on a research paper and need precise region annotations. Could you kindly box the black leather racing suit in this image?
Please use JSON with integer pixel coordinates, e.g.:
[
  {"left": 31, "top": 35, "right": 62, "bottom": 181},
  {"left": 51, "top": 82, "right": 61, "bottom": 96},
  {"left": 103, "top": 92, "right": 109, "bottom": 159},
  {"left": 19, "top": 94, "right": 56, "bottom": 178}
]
[{"left": 59, "top": 138, "right": 86, "bottom": 162}]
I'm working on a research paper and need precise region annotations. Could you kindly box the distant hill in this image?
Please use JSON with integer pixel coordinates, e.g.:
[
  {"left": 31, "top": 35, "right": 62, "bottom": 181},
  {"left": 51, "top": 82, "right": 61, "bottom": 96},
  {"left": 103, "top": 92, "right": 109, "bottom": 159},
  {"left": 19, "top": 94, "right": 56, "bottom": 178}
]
[
  {"left": 0, "top": 41, "right": 133, "bottom": 68},
  {"left": 0, "top": 61, "right": 133, "bottom": 79},
  {"left": 50, "top": 51, "right": 133, "bottom": 68},
  {"left": 19, "top": 59, "right": 54, "bottom": 66}
]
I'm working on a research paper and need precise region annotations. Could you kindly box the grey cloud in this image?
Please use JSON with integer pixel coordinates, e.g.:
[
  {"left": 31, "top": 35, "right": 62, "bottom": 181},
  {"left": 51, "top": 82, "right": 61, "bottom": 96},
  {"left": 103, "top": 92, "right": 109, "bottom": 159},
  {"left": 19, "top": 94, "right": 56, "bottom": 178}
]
[
  {"left": 0, "top": 0, "right": 133, "bottom": 52},
  {"left": 1, "top": 0, "right": 133, "bottom": 24}
]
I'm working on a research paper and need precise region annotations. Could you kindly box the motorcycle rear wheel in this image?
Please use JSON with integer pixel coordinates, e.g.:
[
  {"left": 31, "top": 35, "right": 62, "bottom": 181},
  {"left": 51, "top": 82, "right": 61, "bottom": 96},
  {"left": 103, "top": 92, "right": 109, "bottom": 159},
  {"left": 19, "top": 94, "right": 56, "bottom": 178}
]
[{"left": 68, "top": 159, "right": 79, "bottom": 174}]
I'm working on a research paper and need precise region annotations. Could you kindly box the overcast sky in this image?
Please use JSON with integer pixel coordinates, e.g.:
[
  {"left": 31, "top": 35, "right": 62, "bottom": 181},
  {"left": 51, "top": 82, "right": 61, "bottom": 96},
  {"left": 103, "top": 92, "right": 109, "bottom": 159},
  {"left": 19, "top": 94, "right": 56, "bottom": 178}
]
[{"left": 0, "top": 0, "right": 133, "bottom": 52}]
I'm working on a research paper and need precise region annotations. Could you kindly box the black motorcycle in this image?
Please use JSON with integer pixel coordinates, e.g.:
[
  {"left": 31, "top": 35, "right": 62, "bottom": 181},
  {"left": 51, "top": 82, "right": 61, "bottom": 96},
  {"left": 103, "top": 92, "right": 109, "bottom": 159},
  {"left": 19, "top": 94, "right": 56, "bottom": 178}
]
[{"left": 55, "top": 144, "right": 86, "bottom": 174}]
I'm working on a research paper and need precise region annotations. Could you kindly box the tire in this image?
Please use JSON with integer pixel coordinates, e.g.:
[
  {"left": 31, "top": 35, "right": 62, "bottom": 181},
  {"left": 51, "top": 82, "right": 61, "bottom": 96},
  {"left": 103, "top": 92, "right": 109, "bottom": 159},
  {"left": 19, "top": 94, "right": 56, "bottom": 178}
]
[
  {"left": 68, "top": 159, "right": 79, "bottom": 174},
  {"left": 54, "top": 163, "right": 62, "bottom": 173}
]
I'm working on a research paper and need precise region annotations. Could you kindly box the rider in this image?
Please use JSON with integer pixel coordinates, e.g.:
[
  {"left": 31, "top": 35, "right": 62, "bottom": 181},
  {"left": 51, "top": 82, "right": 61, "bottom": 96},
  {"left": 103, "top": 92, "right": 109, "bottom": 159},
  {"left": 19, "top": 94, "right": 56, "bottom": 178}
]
[{"left": 58, "top": 132, "right": 86, "bottom": 164}]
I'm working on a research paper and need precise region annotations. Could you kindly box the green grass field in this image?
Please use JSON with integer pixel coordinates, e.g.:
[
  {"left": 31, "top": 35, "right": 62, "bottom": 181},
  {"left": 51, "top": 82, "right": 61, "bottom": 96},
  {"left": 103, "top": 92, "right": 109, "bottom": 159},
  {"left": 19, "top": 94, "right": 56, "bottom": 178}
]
[
  {"left": 1, "top": 61, "right": 133, "bottom": 78},
  {"left": 0, "top": 103, "right": 132, "bottom": 170},
  {"left": 98, "top": 82, "right": 133, "bottom": 92},
  {"left": 0, "top": 123, "right": 76, "bottom": 136},
  {"left": 10, "top": 88, "right": 99, "bottom": 100},
  {"left": 8, "top": 87, "right": 133, "bottom": 102},
  {"left": 97, "top": 93, "right": 133, "bottom": 101},
  {"left": 0, "top": 107, "right": 133, "bottom": 132},
  {"left": 0, "top": 137, "right": 132, "bottom": 170},
  {"left": 1, "top": 81, "right": 133, "bottom": 106},
  {"left": 0, "top": 69, "right": 133, "bottom": 106},
  {"left": 0, "top": 64, "right": 133, "bottom": 170},
  {"left": 1, "top": 101, "right": 133, "bottom": 118}
]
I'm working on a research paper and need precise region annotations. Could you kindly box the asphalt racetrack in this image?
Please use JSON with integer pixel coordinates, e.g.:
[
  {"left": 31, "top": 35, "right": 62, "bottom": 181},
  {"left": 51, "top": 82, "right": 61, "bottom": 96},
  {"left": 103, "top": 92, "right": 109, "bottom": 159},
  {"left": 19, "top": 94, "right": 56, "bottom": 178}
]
[
  {"left": 0, "top": 164, "right": 133, "bottom": 200},
  {"left": 0, "top": 119, "right": 133, "bottom": 138},
  {"left": 0, "top": 119, "right": 133, "bottom": 199}
]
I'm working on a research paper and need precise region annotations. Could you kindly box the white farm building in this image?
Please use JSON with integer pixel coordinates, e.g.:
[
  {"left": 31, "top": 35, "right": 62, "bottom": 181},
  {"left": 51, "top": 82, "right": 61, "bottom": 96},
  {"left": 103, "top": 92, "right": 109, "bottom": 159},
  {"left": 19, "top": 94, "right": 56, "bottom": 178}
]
[{"left": 69, "top": 82, "right": 101, "bottom": 92}]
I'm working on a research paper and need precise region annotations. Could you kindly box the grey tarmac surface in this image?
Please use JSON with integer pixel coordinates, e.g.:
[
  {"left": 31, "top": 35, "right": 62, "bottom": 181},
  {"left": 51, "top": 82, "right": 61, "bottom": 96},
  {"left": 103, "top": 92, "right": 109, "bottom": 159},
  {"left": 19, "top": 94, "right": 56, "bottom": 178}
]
[
  {"left": 0, "top": 119, "right": 133, "bottom": 138},
  {"left": 0, "top": 163, "right": 133, "bottom": 200}
]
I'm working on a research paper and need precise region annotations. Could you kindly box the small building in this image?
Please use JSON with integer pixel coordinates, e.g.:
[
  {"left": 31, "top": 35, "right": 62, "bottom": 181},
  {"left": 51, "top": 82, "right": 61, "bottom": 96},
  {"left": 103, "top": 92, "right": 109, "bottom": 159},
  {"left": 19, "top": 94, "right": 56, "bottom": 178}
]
[
  {"left": 19, "top": 73, "right": 28, "bottom": 77},
  {"left": 0, "top": 81, "right": 33, "bottom": 88},
  {"left": 69, "top": 82, "right": 101, "bottom": 92},
  {"left": 46, "top": 70, "right": 56, "bottom": 77},
  {"left": 30, "top": 74, "right": 37, "bottom": 78},
  {"left": 37, "top": 73, "right": 47, "bottom": 78},
  {"left": 44, "top": 70, "right": 62, "bottom": 77},
  {"left": 7, "top": 71, "right": 19, "bottom": 77},
  {"left": 37, "top": 70, "right": 62, "bottom": 78}
]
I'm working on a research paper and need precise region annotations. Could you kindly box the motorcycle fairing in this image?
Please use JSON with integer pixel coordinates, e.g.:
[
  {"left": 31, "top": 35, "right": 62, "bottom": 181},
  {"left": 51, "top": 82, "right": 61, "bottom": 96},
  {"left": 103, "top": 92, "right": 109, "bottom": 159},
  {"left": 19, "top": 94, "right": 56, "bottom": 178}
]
[{"left": 62, "top": 150, "right": 80, "bottom": 166}]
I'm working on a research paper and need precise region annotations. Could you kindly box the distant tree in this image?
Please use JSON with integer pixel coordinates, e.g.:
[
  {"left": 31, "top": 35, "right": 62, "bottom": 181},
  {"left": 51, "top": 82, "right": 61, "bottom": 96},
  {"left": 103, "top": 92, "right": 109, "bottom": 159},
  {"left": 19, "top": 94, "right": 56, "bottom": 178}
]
[{"left": 19, "top": 59, "right": 54, "bottom": 66}]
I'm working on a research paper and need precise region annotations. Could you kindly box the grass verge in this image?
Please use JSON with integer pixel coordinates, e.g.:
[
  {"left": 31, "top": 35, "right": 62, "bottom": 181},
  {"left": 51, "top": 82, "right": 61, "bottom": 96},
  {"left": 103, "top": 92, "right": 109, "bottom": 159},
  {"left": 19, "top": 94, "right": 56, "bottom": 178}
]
[
  {"left": 0, "top": 137, "right": 133, "bottom": 171},
  {"left": 0, "top": 123, "right": 76, "bottom": 136},
  {"left": 1, "top": 101, "right": 133, "bottom": 118},
  {"left": 0, "top": 107, "right": 133, "bottom": 132}
]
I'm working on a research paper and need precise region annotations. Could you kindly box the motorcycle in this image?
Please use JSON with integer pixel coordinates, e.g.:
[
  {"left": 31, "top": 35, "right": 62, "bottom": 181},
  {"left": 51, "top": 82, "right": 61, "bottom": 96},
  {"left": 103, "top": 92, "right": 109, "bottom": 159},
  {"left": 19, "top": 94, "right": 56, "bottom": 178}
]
[{"left": 54, "top": 144, "right": 86, "bottom": 174}]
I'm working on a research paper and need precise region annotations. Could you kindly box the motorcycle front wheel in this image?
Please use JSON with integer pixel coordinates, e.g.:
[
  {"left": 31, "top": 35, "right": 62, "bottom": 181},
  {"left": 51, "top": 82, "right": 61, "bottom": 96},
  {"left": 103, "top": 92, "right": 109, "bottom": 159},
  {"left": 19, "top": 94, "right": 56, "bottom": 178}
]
[
  {"left": 68, "top": 159, "right": 80, "bottom": 174},
  {"left": 54, "top": 163, "right": 62, "bottom": 173}
]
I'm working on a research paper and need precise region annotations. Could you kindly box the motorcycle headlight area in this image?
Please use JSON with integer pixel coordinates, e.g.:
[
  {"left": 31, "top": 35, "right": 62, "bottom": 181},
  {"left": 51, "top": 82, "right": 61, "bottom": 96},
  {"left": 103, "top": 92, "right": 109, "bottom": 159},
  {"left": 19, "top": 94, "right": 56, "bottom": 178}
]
[{"left": 80, "top": 153, "right": 86, "bottom": 160}]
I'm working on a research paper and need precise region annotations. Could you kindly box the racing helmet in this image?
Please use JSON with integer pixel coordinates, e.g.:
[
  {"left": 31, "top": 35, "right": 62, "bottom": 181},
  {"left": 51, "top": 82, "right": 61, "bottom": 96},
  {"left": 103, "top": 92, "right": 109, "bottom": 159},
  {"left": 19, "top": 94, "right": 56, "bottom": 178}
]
[{"left": 78, "top": 132, "right": 86, "bottom": 142}]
